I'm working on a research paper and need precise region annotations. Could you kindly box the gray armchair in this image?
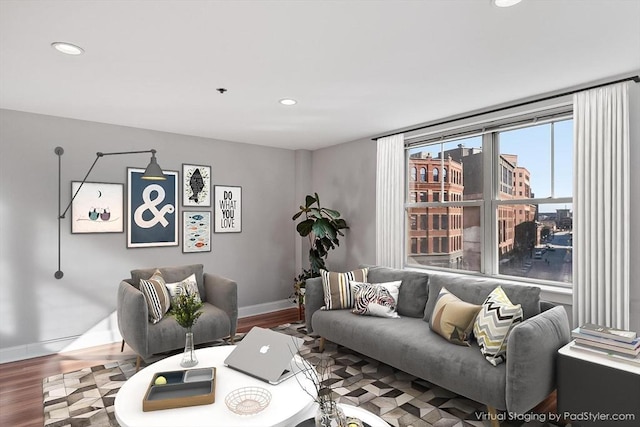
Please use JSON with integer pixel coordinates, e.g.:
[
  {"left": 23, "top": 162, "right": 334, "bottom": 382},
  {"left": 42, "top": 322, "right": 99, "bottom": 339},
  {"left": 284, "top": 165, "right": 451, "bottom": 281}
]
[{"left": 117, "top": 264, "right": 238, "bottom": 368}]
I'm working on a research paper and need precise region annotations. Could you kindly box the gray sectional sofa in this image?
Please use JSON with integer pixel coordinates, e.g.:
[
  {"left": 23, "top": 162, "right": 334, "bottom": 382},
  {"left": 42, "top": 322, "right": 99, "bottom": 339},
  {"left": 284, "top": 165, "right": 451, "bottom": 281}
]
[{"left": 305, "top": 265, "right": 571, "bottom": 417}]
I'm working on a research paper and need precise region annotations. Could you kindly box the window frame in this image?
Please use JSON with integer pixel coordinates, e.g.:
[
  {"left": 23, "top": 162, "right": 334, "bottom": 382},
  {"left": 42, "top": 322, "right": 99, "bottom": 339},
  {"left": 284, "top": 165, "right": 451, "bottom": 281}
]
[{"left": 404, "top": 105, "right": 574, "bottom": 289}]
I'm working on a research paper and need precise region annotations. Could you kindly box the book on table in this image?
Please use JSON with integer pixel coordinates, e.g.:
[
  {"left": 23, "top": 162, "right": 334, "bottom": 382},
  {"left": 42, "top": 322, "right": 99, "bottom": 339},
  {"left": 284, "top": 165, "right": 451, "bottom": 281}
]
[
  {"left": 571, "top": 328, "right": 640, "bottom": 351},
  {"left": 579, "top": 323, "right": 637, "bottom": 343},
  {"left": 574, "top": 338, "right": 640, "bottom": 356},
  {"left": 569, "top": 341, "right": 640, "bottom": 366}
]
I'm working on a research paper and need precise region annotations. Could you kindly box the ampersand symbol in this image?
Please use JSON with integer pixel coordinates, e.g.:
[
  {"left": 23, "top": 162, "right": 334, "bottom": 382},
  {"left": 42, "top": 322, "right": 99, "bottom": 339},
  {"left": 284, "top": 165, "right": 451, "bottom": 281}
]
[{"left": 134, "top": 185, "right": 175, "bottom": 229}]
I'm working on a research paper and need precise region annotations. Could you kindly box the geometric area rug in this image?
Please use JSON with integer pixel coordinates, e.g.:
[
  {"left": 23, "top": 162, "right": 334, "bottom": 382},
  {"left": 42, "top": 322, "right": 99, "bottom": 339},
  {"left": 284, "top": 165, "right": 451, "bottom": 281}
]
[{"left": 43, "top": 322, "right": 558, "bottom": 427}]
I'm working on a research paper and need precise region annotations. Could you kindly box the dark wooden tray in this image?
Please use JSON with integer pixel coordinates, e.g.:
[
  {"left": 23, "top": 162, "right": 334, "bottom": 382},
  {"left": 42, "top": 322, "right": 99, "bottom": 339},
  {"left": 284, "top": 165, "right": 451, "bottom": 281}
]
[{"left": 142, "top": 367, "right": 216, "bottom": 412}]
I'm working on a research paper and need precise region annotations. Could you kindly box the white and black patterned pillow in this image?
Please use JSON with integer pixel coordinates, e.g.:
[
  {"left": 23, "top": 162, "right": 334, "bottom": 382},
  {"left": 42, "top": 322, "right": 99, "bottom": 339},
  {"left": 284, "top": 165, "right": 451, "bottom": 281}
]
[
  {"left": 165, "top": 273, "right": 201, "bottom": 303},
  {"left": 139, "top": 269, "right": 171, "bottom": 324},
  {"left": 350, "top": 280, "right": 402, "bottom": 318}
]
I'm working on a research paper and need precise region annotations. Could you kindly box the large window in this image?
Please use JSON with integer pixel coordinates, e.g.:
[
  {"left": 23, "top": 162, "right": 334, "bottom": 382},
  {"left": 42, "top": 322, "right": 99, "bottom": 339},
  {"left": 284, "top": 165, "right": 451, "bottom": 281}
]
[{"left": 406, "top": 112, "right": 573, "bottom": 287}]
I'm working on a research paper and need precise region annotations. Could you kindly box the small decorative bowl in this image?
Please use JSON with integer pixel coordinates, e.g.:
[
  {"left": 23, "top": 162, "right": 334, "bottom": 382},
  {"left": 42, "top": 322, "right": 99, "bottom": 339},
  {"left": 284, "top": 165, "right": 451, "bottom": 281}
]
[{"left": 225, "top": 387, "right": 272, "bottom": 415}]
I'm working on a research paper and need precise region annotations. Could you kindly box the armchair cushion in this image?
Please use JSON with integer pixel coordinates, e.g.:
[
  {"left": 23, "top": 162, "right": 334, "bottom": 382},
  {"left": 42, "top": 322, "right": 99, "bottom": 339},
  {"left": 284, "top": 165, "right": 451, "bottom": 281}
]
[
  {"left": 132, "top": 264, "right": 205, "bottom": 299},
  {"left": 139, "top": 270, "right": 171, "bottom": 324},
  {"left": 165, "top": 273, "right": 200, "bottom": 301}
]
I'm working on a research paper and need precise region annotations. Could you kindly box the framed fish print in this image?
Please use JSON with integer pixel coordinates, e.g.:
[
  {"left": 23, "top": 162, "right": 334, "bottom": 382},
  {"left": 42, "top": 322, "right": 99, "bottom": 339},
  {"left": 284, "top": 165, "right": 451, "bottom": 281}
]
[
  {"left": 182, "top": 164, "right": 211, "bottom": 207},
  {"left": 127, "top": 167, "right": 179, "bottom": 248},
  {"left": 214, "top": 185, "right": 241, "bottom": 233},
  {"left": 70, "top": 181, "right": 124, "bottom": 234},
  {"left": 183, "top": 211, "right": 211, "bottom": 253}
]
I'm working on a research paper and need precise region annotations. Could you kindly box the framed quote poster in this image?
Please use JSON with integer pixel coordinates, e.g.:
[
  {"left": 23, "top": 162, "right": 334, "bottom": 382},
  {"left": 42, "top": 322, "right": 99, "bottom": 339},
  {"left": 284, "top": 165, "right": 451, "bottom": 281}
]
[
  {"left": 182, "top": 164, "right": 211, "bottom": 207},
  {"left": 127, "top": 167, "right": 178, "bottom": 248},
  {"left": 183, "top": 211, "right": 211, "bottom": 253},
  {"left": 70, "top": 181, "right": 124, "bottom": 233},
  {"left": 214, "top": 185, "right": 241, "bottom": 233}
]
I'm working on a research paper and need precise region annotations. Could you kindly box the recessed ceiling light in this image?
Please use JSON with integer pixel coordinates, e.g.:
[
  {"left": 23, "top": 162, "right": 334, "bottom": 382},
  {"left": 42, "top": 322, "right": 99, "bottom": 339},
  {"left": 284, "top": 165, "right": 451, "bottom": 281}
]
[
  {"left": 279, "top": 98, "right": 297, "bottom": 106},
  {"left": 493, "top": 0, "right": 522, "bottom": 7},
  {"left": 51, "top": 42, "right": 84, "bottom": 55}
]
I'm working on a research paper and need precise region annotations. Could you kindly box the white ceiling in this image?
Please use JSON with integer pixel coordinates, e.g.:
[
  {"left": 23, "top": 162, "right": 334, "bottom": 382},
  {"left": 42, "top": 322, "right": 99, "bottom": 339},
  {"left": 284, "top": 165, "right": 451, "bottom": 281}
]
[{"left": 1, "top": 1, "right": 639, "bottom": 150}]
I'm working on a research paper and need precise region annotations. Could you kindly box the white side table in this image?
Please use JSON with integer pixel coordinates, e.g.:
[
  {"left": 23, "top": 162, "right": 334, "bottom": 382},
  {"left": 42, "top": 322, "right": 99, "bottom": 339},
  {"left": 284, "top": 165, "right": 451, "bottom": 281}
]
[
  {"left": 557, "top": 341, "right": 640, "bottom": 426},
  {"left": 114, "top": 346, "right": 316, "bottom": 427}
]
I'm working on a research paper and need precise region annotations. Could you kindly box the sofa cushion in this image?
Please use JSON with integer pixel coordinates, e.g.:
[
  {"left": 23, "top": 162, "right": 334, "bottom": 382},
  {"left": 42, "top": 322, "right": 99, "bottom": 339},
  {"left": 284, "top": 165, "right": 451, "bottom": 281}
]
[
  {"left": 132, "top": 264, "right": 205, "bottom": 299},
  {"left": 366, "top": 266, "right": 429, "bottom": 318},
  {"left": 320, "top": 268, "right": 368, "bottom": 310},
  {"left": 430, "top": 287, "right": 481, "bottom": 346},
  {"left": 474, "top": 286, "right": 523, "bottom": 366},
  {"left": 165, "top": 273, "right": 200, "bottom": 302},
  {"left": 351, "top": 280, "right": 402, "bottom": 318},
  {"left": 139, "top": 269, "right": 171, "bottom": 324},
  {"left": 423, "top": 272, "right": 540, "bottom": 321}
]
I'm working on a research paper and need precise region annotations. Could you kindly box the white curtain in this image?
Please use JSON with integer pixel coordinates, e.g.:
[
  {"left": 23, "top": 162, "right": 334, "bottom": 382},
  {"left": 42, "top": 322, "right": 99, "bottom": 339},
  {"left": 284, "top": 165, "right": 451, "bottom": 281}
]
[
  {"left": 573, "top": 82, "right": 630, "bottom": 330},
  {"left": 376, "top": 134, "right": 405, "bottom": 269}
]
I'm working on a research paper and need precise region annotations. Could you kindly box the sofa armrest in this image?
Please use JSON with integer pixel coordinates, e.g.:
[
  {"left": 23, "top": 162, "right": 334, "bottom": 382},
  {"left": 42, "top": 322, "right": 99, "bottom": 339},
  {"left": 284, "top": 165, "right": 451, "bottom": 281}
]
[
  {"left": 304, "top": 277, "right": 324, "bottom": 334},
  {"left": 117, "top": 280, "right": 149, "bottom": 357},
  {"left": 505, "top": 305, "right": 570, "bottom": 414},
  {"left": 204, "top": 273, "right": 238, "bottom": 337}
]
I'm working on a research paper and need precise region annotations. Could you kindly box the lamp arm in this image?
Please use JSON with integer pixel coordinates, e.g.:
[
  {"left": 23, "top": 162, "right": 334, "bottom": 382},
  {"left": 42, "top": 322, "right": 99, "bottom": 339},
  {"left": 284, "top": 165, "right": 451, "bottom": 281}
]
[
  {"left": 54, "top": 147, "right": 157, "bottom": 279},
  {"left": 58, "top": 153, "right": 102, "bottom": 219},
  {"left": 58, "top": 149, "right": 156, "bottom": 218}
]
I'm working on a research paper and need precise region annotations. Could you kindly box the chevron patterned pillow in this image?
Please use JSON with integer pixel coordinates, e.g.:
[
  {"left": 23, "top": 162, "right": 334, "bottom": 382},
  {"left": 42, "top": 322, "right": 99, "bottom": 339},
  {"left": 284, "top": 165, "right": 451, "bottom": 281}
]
[{"left": 473, "top": 286, "right": 523, "bottom": 366}]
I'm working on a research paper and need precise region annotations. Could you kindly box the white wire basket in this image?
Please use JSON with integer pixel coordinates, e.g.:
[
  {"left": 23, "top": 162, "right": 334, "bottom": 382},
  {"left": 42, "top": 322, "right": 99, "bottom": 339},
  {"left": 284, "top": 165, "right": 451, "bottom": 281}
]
[{"left": 225, "top": 387, "right": 272, "bottom": 415}]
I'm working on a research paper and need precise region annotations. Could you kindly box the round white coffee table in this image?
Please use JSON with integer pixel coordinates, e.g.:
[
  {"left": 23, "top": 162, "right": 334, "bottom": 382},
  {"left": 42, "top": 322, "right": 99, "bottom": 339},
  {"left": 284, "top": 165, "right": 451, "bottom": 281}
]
[{"left": 114, "top": 346, "right": 316, "bottom": 427}]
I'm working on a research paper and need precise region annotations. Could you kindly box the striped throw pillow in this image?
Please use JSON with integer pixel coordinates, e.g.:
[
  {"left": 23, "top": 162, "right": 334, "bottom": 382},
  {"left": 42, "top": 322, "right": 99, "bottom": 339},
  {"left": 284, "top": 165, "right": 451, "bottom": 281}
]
[
  {"left": 473, "top": 286, "right": 523, "bottom": 366},
  {"left": 320, "top": 268, "right": 368, "bottom": 310},
  {"left": 140, "top": 269, "right": 171, "bottom": 324}
]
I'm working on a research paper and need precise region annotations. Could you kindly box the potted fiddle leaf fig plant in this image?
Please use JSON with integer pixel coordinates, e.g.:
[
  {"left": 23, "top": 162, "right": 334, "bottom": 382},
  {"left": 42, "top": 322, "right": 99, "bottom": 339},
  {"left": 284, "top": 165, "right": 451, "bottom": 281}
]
[{"left": 292, "top": 193, "right": 348, "bottom": 305}]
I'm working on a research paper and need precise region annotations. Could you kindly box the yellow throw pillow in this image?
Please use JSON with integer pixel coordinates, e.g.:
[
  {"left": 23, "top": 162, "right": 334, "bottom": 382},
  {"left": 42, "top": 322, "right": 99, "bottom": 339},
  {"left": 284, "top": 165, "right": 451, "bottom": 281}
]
[{"left": 429, "top": 287, "right": 482, "bottom": 346}]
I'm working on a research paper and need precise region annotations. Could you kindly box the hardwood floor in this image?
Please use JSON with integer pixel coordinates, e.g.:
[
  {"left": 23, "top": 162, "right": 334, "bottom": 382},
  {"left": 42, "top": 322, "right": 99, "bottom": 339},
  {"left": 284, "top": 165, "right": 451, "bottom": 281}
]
[{"left": 0, "top": 307, "right": 300, "bottom": 427}]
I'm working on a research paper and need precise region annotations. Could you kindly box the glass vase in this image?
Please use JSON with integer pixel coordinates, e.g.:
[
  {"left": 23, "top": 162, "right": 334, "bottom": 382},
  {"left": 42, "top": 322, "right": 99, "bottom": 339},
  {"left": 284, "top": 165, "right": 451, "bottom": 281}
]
[
  {"left": 180, "top": 327, "right": 198, "bottom": 368},
  {"left": 315, "top": 396, "right": 346, "bottom": 427}
]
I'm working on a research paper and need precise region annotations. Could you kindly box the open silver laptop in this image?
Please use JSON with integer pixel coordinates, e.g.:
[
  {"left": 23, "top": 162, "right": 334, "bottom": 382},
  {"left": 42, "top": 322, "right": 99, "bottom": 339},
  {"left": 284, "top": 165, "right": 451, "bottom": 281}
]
[{"left": 223, "top": 326, "right": 305, "bottom": 384}]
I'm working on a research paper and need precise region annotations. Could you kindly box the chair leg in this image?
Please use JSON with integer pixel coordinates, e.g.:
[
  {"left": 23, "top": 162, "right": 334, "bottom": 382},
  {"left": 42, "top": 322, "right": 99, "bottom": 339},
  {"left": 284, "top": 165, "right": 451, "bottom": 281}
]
[
  {"left": 120, "top": 340, "right": 125, "bottom": 352},
  {"left": 319, "top": 337, "right": 325, "bottom": 352},
  {"left": 487, "top": 406, "right": 500, "bottom": 427},
  {"left": 135, "top": 355, "right": 142, "bottom": 372}
]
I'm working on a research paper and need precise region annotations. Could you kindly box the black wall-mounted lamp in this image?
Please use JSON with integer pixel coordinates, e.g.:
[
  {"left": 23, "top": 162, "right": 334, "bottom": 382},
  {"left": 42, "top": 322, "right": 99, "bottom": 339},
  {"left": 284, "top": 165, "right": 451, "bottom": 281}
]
[{"left": 54, "top": 147, "right": 166, "bottom": 279}]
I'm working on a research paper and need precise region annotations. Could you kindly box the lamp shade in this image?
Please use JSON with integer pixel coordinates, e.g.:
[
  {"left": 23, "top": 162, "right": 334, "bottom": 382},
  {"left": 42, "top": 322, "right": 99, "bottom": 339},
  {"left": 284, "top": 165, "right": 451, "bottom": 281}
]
[{"left": 142, "top": 152, "right": 166, "bottom": 180}]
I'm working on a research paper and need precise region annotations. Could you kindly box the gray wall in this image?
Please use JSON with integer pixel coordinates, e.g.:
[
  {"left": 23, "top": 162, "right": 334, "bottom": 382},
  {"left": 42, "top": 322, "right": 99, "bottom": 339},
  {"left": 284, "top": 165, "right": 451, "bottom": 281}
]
[
  {"left": 0, "top": 109, "right": 297, "bottom": 360},
  {"left": 310, "top": 138, "right": 377, "bottom": 271}
]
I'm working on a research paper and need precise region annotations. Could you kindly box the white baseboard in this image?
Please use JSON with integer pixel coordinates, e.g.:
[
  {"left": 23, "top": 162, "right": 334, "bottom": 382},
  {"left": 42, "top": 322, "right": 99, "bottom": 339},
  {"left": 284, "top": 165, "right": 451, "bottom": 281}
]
[
  {"left": 0, "top": 300, "right": 296, "bottom": 364},
  {"left": 238, "top": 299, "right": 296, "bottom": 318}
]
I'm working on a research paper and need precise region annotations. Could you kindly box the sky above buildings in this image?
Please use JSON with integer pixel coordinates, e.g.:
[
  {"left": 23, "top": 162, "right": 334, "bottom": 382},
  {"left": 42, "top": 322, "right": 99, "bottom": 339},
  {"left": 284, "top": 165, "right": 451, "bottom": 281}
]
[{"left": 409, "top": 119, "right": 573, "bottom": 214}]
